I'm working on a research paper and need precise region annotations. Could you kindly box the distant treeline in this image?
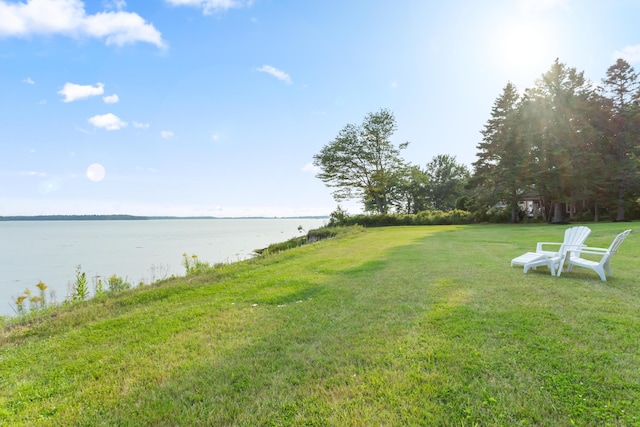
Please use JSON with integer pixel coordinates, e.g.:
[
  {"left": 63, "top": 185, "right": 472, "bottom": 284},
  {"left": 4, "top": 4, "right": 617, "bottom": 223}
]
[{"left": 0, "top": 215, "right": 150, "bottom": 221}]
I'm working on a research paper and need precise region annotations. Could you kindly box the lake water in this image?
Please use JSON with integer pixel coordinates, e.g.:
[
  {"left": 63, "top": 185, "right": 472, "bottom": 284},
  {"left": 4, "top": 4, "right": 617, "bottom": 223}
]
[{"left": 0, "top": 218, "right": 327, "bottom": 316}]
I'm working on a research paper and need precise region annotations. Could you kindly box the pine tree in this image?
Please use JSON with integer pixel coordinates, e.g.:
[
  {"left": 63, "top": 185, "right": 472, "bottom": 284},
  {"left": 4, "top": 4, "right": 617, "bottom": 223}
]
[
  {"left": 472, "top": 82, "right": 527, "bottom": 223},
  {"left": 523, "top": 59, "right": 596, "bottom": 223},
  {"left": 601, "top": 58, "right": 640, "bottom": 221}
]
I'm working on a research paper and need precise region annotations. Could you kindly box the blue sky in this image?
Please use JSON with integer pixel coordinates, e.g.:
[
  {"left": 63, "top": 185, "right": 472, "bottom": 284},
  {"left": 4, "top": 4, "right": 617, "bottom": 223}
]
[{"left": 2, "top": 0, "right": 640, "bottom": 217}]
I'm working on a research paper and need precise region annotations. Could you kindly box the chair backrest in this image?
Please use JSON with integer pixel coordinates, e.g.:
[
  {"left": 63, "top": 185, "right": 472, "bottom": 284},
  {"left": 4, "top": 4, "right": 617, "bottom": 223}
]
[
  {"left": 559, "top": 226, "right": 591, "bottom": 255},
  {"left": 607, "top": 229, "right": 632, "bottom": 255}
]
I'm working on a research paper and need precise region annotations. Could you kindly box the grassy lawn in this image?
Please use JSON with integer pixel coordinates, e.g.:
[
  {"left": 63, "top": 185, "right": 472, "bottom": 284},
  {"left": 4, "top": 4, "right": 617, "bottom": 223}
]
[{"left": 1, "top": 223, "right": 639, "bottom": 426}]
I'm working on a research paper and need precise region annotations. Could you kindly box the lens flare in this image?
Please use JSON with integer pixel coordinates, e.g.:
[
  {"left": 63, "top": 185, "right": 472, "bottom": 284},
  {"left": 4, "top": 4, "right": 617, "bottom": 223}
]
[
  {"left": 87, "top": 163, "right": 106, "bottom": 182},
  {"left": 37, "top": 178, "right": 62, "bottom": 194}
]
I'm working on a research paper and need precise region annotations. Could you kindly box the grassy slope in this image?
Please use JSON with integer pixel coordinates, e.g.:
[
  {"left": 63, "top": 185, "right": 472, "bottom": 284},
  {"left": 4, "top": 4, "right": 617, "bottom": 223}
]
[{"left": 1, "top": 223, "right": 639, "bottom": 426}]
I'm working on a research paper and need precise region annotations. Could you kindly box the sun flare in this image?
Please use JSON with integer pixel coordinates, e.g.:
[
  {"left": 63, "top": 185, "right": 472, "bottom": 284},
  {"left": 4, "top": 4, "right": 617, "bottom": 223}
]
[
  {"left": 86, "top": 163, "right": 106, "bottom": 182},
  {"left": 490, "top": 19, "right": 556, "bottom": 79}
]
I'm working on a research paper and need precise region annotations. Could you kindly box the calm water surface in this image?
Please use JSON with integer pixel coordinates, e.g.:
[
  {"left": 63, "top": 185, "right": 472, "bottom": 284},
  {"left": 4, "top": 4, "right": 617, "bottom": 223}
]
[{"left": 0, "top": 218, "right": 326, "bottom": 316}]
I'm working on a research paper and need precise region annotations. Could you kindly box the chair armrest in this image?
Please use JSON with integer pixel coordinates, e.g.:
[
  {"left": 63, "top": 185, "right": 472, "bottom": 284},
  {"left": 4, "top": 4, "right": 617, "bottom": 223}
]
[
  {"left": 570, "top": 248, "right": 610, "bottom": 256},
  {"left": 578, "top": 246, "right": 608, "bottom": 253},
  {"left": 536, "top": 242, "right": 561, "bottom": 252}
]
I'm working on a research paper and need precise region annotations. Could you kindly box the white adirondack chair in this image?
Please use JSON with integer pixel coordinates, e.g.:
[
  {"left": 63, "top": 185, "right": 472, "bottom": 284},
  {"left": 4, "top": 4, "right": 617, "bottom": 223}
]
[
  {"left": 565, "top": 229, "right": 632, "bottom": 281},
  {"left": 511, "top": 226, "right": 591, "bottom": 276}
]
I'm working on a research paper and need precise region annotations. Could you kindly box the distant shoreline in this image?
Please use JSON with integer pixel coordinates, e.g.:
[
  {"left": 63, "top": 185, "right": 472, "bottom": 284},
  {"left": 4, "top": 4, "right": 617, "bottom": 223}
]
[{"left": 0, "top": 215, "right": 329, "bottom": 222}]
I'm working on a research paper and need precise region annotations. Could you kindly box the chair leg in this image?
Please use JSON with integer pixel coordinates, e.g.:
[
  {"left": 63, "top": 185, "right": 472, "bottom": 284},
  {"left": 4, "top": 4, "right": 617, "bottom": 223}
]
[
  {"left": 595, "top": 267, "right": 607, "bottom": 282},
  {"left": 553, "top": 257, "right": 565, "bottom": 276},
  {"left": 524, "top": 264, "right": 539, "bottom": 274},
  {"left": 553, "top": 258, "right": 563, "bottom": 277}
]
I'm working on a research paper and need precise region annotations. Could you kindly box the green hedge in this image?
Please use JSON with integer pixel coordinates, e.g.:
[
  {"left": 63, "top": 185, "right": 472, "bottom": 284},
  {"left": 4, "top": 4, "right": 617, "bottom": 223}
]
[{"left": 332, "top": 210, "right": 474, "bottom": 227}]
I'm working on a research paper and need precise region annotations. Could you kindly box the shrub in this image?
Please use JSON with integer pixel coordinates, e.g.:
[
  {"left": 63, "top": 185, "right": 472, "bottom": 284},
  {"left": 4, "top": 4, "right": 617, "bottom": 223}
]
[
  {"left": 107, "top": 274, "right": 131, "bottom": 292},
  {"left": 328, "top": 210, "right": 473, "bottom": 228},
  {"left": 484, "top": 205, "right": 512, "bottom": 223},
  {"left": 257, "top": 236, "right": 307, "bottom": 256},
  {"left": 182, "top": 253, "right": 212, "bottom": 275},
  {"left": 328, "top": 205, "right": 350, "bottom": 227},
  {"left": 307, "top": 227, "right": 338, "bottom": 243}
]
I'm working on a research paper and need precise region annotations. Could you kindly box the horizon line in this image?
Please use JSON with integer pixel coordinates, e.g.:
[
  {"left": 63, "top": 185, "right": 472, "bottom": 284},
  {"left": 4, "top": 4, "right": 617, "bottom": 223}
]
[{"left": 0, "top": 214, "right": 330, "bottom": 221}]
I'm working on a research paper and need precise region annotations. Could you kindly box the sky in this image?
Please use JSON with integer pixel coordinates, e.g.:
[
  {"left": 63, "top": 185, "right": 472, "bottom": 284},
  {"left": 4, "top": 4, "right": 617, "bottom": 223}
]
[{"left": 2, "top": 0, "right": 640, "bottom": 217}]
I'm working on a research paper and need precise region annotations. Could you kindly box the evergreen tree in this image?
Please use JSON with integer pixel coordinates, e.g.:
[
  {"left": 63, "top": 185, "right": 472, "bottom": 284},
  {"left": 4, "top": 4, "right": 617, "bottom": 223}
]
[
  {"left": 472, "top": 82, "right": 527, "bottom": 223},
  {"left": 601, "top": 58, "right": 640, "bottom": 221},
  {"left": 523, "top": 59, "right": 596, "bottom": 223}
]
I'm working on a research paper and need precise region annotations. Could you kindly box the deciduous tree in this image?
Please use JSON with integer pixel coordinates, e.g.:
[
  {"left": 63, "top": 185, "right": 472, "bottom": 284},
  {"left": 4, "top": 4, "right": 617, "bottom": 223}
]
[
  {"left": 425, "top": 154, "right": 470, "bottom": 211},
  {"left": 313, "top": 109, "right": 408, "bottom": 214},
  {"left": 391, "top": 164, "right": 430, "bottom": 214}
]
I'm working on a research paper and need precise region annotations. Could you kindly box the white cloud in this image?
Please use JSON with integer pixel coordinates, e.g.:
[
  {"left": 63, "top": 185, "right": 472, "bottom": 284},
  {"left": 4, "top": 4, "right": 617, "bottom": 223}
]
[
  {"left": 59, "top": 82, "right": 104, "bottom": 102},
  {"left": 160, "top": 130, "right": 174, "bottom": 138},
  {"left": 83, "top": 9, "right": 166, "bottom": 47},
  {"left": 301, "top": 163, "right": 319, "bottom": 173},
  {"left": 103, "top": 93, "right": 119, "bottom": 103},
  {"left": 0, "top": 0, "right": 165, "bottom": 48},
  {"left": 20, "top": 170, "right": 47, "bottom": 177},
  {"left": 74, "top": 125, "right": 91, "bottom": 134},
  {"left": 88, "top": 113, "right": 127, "bottom": 130},
  {"left": 133, "top": 121, "right": 150, "bottom": 128},
  {"left": 22, "top": 77, "right": 35, "bottom": 84},
  {"left": 104, "top": 0, "right": 126, "bottom": 11},
  {"left": 165, "top": 0, "right": 251, "bottom": 15},
  {"left": 613, "top": 45, "right": 640, "bottom": 63},
  {"left": 257, "top": 65, "right": 292, "bottom": 84}
]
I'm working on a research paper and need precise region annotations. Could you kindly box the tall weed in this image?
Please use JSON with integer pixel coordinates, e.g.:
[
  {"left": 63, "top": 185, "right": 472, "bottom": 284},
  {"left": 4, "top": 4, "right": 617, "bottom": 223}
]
[
  {"left": 107, "top": 274, "right": 131, "bottom": 292},
  {"left": 182, "top": 253, "right": 211, "bottom": 274},
  {"left": 70, "top": 266, "right": 89, "bottom": 302}
]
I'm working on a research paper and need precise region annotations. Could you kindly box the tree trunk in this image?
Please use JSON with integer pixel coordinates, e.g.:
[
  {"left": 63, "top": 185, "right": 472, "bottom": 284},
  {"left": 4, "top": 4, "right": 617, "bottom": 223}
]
[
  {"left": 376, "top": 195, "right": 388, "bottom": 214},
  {"left": 616, "top": 183, "right": 625, "bottom": 221},
  {"left": 553, "top": 202, "right": 564, "bottom": 223},
  {"left": 568, "top": 195, "right": 574, "bottom": 220},
  {"left": 511, "top": 188, "right": 518, "bottom": 224},
  {"left": 594, "top": 202, "right": 600, "bottom": 222}
]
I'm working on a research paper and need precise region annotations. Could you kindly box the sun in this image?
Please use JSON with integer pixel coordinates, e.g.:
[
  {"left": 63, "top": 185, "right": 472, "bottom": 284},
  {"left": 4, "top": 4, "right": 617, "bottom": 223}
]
[
  {"left": 86, "top": 163, "right": 106, "bottom": 182},
  {"left": 490, "top": 18, "right": 557, "bottom": 82}
]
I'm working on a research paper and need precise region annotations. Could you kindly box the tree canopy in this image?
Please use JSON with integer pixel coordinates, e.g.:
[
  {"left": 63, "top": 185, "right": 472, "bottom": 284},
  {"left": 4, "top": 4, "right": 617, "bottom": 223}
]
[
  {"left": 313, "top": 109, "right": 408, "bottom": 214},
  {"left": 470, "top": 58, "right": 640, "bottom": 223},
  {"left": 313, "top": 58, "right": 640, "bottom": 223}
]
